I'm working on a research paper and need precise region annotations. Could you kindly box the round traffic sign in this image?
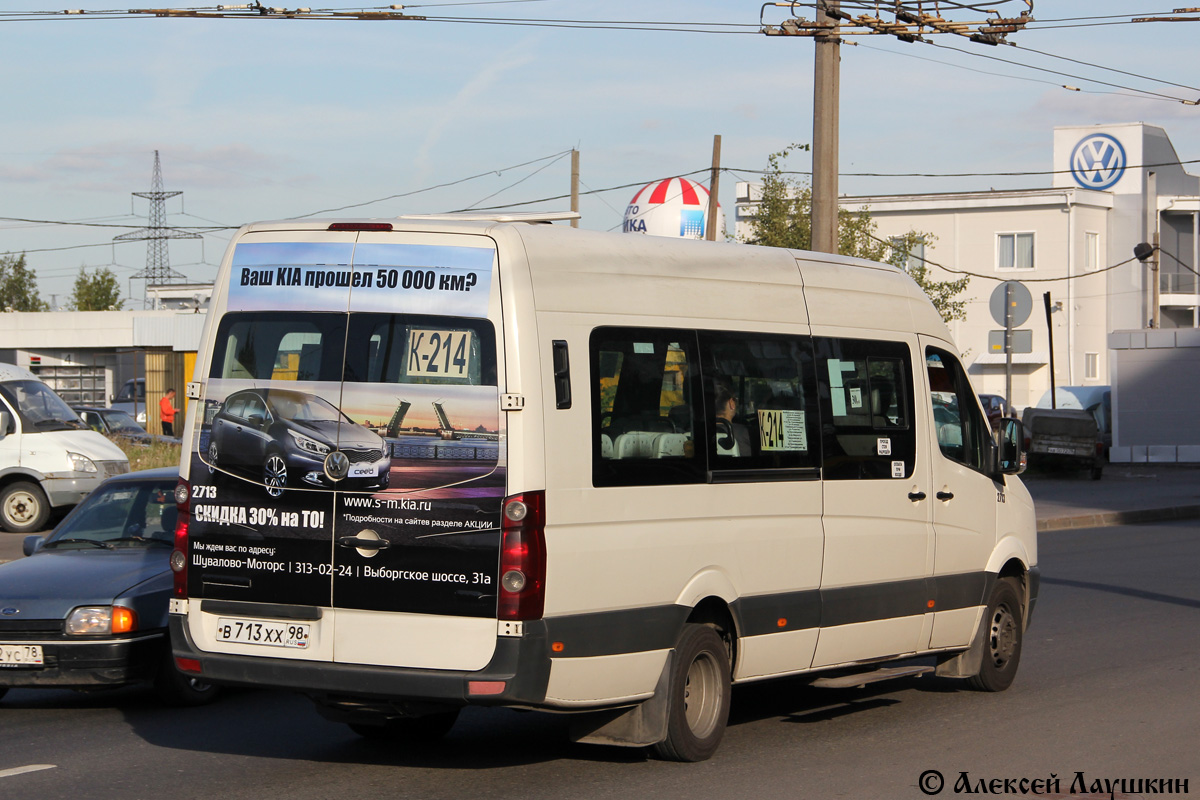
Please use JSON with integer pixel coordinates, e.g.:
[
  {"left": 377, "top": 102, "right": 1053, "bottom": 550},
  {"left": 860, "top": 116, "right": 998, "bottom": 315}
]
[{"left": 989, "top": 281, "right": 1032, "bottom": 327}]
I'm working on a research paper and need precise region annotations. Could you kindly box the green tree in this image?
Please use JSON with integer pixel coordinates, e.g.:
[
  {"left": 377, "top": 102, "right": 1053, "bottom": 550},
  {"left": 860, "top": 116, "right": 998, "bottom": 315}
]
[
  {"left": 0, "top": 253, "right": 49, "bottom": 312},
  {"left": 68, "top": 266, "right": 125, "bottom": 311},
  {"left": 742, "top": 144, "right": 970, "bottom": 323}
]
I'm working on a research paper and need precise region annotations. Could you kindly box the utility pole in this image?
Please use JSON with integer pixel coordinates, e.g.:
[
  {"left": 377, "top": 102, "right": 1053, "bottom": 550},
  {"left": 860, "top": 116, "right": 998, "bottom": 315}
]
[
  {"left": 811, "top": 0, "right": 840, "bottom": 254},
  {"left": 570, "top": 149, "right": 580, "bottom": 228},
  {"left": 761, "top": 2, "right": 1033, "bottom": 252},
  {"left": 706, "top": 135, "right": 722, "bottom": 242}
]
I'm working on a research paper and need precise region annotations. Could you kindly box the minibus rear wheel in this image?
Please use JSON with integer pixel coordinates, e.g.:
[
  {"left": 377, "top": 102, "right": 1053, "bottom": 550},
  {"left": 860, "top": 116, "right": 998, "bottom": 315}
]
[
  {"left": 968, "top": 577, "right": 1023, "bottom": 692},
  {"left": 653, "top": 623, "right": 731, "bottom": 762}
]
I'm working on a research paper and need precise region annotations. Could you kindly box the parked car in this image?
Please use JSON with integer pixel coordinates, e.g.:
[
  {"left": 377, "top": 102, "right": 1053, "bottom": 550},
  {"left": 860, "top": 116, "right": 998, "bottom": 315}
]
[
  {"left": 978, "top": 393, "right": 1008, "bottom": 430},
  {"left": 109, "top": 377, "right": 147, "bottom": 424},
  {"left": 207, "top": 387, "right": 390, "bottom": 497},
  {"left": 1021, "top": 406, "right": 1104, "bottom": 480},
  {"left": 1036, "top": 386, "right": 1111, "bottom": 456},
  {"left": 73, "top": 406, "right": 153, "bottom": 446},
  {"left": 0, "top": 468, "right": 219, "bottom": 706}
]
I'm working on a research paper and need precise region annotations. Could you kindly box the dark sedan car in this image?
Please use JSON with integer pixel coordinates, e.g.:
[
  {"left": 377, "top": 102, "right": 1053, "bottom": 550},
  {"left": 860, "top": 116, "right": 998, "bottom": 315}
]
[
  {"left": 73, "top": 405, "right": 154, "bottom": 445},
  {"left": 206, "top": 388, "right": 390, "bottom": 497},
  {"left": 0, "top": 468, "right": 218, "bottom": 706}
]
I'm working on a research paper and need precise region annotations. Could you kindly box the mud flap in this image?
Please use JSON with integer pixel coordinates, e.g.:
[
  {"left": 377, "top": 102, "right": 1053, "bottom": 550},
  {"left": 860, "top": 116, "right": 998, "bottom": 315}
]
[
  {"left": 935, "top": 611, "right": 986, "bottom": 679},
  {"left": 568, "top": 650, "right": 673, "bottom": 748}
]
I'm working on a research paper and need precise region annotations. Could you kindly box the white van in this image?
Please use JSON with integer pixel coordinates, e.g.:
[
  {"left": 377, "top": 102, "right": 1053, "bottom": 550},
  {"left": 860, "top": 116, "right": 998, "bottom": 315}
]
[
  {"left": 0, "top": 363, "right": 131, "bottom": 532},
  {"left": 169, "top": 215, "right": 1036, "bottom": 761}
]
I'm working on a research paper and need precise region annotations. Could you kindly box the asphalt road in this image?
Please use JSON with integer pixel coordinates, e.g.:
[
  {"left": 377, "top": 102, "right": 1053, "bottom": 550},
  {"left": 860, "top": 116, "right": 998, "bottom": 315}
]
[{"left": 2, "top": 520, "right": 1198, "bottom": 799}]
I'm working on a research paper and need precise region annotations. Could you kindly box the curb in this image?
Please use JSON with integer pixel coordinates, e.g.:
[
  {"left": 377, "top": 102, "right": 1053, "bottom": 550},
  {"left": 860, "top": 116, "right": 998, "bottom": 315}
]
[{"left": 1038, "top": 504, "right": 1200, "bottom": 532}]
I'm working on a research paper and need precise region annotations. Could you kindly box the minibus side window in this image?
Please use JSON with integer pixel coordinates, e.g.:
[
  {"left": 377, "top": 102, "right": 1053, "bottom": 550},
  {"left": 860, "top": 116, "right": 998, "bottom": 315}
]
[
  {"left": 591, "top": 328, "right": 703, "bottom": 487},
  {"left": 815, "top": 337, "right": 916, "bottom": 480},
  {"left": 698, "top": 331, "right": 820, "bottom": 474},
  {"left": 926, "top": 348, "right": 989, "bottom": 472},
  {"left": 210, "top": 313, "right": 346, "bottom": 382}
]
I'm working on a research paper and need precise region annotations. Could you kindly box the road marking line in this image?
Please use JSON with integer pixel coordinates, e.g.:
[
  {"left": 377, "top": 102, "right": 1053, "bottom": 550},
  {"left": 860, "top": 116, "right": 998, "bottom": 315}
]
[{"left": 0, "top": 765, "right": 57, "bottom": 779}]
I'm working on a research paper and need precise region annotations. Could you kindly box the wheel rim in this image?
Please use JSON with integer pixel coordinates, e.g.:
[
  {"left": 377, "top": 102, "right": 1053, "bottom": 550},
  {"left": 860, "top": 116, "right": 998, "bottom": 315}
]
[
  {"left": 682, "top": 651, "right": 723, "bottom": 739},
  {"left": 4, "top": 489, "right": 40, "bottom": 526},
  {"left": 987, "top": 602, "right": 1019, "bottom": 669},
  {"left": 207, "top": 441, "right": 218, "bottom": 474},
  {"left": 264, "top": 454, "right": 287, "bottom": 497}
]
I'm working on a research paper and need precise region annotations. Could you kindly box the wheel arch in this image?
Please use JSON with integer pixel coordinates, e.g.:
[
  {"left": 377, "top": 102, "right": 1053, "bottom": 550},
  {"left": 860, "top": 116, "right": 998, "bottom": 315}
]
[{"left": 672, "top": 569, "right": 741, "bottom": 675}]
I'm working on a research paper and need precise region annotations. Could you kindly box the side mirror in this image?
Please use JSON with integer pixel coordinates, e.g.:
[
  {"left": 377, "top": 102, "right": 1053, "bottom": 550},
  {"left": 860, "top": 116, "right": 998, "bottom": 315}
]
[
  {"left": 23, "top": 535, "right": 45, "bottom": 557},
  {"left": 0, "top": 410, "right": 9, "bottom": 440},
  {"left": 996, "top": 417, "right": 1026, "bottom": 475}
]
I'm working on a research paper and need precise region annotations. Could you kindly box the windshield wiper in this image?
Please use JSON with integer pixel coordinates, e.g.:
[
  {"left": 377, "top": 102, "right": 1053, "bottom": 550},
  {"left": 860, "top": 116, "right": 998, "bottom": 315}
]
[
  {"left": 43, "top": 538, "right": 112, "bottom": 549},
  {"left": 33, "top": 419, "right": 84, "bottom": 430},
  {"left": 108, "top": 536, "right": 172, "bottom": 547}
]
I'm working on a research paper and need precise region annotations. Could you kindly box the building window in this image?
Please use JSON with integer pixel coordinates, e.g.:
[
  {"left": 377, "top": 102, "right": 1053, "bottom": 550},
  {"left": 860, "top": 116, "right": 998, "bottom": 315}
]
[
  {"left": 1086, "top": 232, "right": 1100, "bottom": 272},
  {"left": 889, "top": 238, "right": 925, "bottom": 273},
  {"left": 1085, "top": 352, "right": 1100, "bottom": 380},
  {"left": 997, "top": 232, "right": 1035, "bottom": 270}
]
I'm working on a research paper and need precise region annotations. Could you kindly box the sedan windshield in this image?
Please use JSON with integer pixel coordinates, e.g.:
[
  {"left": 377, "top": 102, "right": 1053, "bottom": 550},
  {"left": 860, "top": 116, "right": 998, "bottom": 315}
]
[
  {"left": 0, "top": 380, "right": 85, "bottom": 431},
  {"left": 267, "top": 392, "right": 345, "bottom": 423},
  {"left": 45, "top": 479, "right": 178, "bottom": 548},
  {"left": 102, "top": 410, "right": 147, "bottom": 435}
]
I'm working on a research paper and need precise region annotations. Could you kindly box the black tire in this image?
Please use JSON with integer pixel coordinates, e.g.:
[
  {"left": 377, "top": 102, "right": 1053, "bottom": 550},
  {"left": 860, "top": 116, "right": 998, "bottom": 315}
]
[
  {"left": 207, "top": 439, "right": 219, "bottom": 475},
  {"left": 967, "top": 577, "right": 1024, "bottom": 692},
  {"left": 0, "top": 481, "right": 51, "bottom": 534},
  {"left": 349, "top": 710, "right": 459, "bottom": 743},
  {"left": 154, "top": 651, "right": 221, "bottom": 707},
  {"left": 1090, "top": 463, "right": 1103, "bottom": 481},
  {"left": 652, "top": 623, "right": 731, "bottom": 762}
]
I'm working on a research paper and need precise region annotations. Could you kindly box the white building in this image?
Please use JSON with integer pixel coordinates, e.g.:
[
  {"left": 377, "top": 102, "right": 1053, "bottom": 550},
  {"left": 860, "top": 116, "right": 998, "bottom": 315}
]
[{"left": 735, "top": 122, "right": 1200, "bottom": 413}]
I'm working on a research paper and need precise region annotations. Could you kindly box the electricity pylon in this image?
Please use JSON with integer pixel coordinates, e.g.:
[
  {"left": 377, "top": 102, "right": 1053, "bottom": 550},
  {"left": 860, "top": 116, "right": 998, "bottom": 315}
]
[{"left": 114, "top": 150, "right": 200, "bottom": 287}]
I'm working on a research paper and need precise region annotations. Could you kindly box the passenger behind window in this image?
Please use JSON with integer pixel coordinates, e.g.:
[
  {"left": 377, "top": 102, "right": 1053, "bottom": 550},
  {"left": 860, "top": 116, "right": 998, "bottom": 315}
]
[{"left": 713, "top": 378, "right": 752, "bottom": 457}]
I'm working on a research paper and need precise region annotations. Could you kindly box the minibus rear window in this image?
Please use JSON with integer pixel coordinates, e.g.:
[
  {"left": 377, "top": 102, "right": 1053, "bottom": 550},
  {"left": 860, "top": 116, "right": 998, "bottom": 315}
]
[{"left": 210, "top": 312, "right": 496, "bottom": 386}]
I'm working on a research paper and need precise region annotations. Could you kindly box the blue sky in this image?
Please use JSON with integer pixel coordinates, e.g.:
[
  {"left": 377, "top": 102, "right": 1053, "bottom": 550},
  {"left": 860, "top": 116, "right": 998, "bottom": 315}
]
[{"left": 3, "top": 0, "right": 1198, "bottom": 305}]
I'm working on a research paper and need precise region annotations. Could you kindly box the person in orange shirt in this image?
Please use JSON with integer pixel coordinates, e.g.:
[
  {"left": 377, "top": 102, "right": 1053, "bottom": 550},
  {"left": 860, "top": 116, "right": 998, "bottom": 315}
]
[{"left": 159, "top": 388, "right": 179, "bottom": 437}]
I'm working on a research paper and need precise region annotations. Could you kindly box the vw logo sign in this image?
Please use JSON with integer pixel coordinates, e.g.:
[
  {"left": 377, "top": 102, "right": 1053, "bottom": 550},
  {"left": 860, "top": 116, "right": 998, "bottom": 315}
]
[
  {"left": 323, "top": 450, "right": 349, "bottom": 482},
  {"left": 1070, "top": 133, "right": 1126, "bottom": 190}
]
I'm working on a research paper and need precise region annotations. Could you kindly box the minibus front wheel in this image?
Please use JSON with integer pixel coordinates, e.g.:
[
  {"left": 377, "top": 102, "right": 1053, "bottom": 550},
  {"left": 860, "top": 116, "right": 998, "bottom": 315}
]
[
  {"left": 967, "top": 577, "right": 1024, "bottom": 692},
  {"left": 653, "top": 623, "right": 731, "bottom": 762}
]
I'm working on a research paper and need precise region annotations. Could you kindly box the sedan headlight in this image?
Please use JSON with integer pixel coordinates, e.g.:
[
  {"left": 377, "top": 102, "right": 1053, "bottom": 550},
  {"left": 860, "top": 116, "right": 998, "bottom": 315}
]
[
  {"left": 65, "top": 605, "right": 137, "bottom": 635},
  {"left": 67, "top": 451, "right": 97, "bottom": 473},
  {"left": 288, "top": 430, "right": 331, "bottom": 456}
]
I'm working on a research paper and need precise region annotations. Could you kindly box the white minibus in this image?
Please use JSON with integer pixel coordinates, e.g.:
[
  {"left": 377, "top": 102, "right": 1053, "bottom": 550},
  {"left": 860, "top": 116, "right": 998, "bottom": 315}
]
[{"left": 169, "top": 214, "right": 1036, "bottom": 761}]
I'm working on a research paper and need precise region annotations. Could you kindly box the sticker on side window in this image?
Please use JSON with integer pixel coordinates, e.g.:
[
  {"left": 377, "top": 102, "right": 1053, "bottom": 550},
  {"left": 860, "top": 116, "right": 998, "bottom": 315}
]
[
  {"left": 758, "top": 409, "right": 809, "bottom": 452},
  {"left": 877, "top": 438, "right": 892, "bottom": 456}
]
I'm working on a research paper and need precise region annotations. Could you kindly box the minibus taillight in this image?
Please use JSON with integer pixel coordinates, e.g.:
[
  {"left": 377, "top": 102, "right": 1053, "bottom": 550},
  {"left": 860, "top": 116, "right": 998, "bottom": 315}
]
[
  {"left": 498, "top": 491, "right": 546, "bottom": 621},
  {"left": 327, "top": 222, "right": 394, "bottom": 231},
  {"left": 171, "top": 479, "right": 190, "bottom": 599}
]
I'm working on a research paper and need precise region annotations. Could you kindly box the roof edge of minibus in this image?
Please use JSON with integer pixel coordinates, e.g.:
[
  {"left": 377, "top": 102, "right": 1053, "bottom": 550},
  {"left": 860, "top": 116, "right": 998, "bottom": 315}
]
[{"left": 230, "top": 211, "right": 580, "bottom": 235}]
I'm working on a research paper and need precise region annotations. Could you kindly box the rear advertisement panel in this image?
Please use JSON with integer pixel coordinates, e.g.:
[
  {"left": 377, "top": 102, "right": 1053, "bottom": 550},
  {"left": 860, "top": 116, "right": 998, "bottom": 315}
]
[{"left": 186, "top": 235, "right": 506, "bottom": 618}]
